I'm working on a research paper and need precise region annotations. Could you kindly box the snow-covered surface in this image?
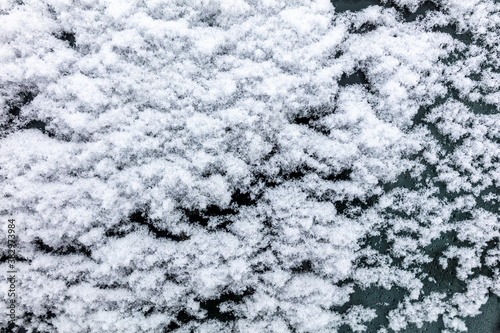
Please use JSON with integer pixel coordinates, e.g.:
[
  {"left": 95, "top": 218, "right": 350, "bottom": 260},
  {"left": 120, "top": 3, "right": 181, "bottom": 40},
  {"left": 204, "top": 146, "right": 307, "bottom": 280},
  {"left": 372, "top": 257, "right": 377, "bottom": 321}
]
[{"left": 1, "top": 0, "right": 499, "bottom": 332}]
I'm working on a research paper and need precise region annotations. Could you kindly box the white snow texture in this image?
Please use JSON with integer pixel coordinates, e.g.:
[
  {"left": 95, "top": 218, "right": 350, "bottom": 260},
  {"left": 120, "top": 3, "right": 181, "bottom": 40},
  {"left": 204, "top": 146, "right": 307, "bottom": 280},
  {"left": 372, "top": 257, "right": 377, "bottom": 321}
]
[{"left": 0, "top": 0, "right": 499, "bottom": 332}]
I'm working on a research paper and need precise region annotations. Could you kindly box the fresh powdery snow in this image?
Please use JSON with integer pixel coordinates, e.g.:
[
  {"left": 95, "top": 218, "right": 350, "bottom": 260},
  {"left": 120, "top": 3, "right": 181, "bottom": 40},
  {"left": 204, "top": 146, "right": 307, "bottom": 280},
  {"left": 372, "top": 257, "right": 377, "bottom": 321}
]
[{"left": 1, "top": 0, "right": 500, "bottom": 332}]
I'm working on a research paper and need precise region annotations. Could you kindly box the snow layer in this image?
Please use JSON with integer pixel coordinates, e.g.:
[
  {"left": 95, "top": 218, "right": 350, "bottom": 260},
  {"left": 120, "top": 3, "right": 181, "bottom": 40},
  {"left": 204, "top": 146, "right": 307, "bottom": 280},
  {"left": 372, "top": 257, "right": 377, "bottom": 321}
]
[{"left": 1, "top": 0, "right": 499, "bottom": 332}]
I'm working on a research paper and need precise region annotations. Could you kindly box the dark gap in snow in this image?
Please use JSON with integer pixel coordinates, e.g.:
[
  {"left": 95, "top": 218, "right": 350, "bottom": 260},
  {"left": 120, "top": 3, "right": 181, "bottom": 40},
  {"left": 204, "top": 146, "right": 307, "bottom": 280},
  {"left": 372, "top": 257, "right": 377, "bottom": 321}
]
[
  {"left": 441, "top": 49, "right": 468, "bottom": 66},
  {"left": 446, "top": 87, "right": 468, "bottom": 105},
  {"left": 357, "top": 231, "right": 404, "bottom": 267},
  {"left": 433, "top": 85, "right": 499, "bottom": 116},
  {"left": 185, "top": 210, "right": 208, "bottom": 226},
  {"left": 199, "top": 10, "right": 220, "bottom": 28},
  {"left": 142, "top": 302, "right": 161, "bottom": 318},
  {"left": 183, "top": 206, "right": 235, "bottom": 231},
  {"left": 334, "top": 194, "right": 378, "bottom": 217},
  {"left": 291, "top": 107, "right": 331, "bottom": 135},
  {"left": 25, "top": 311, "right": 54, "bottom": 330},
  {"left": 411, "top": 88, "right": 458, "bottom": 128},
  {"left": 333, "top": 49, "right": 343, "bottom": 59},
  {"left": 262, "top": 144, "right": 279, "bottom": 163},
  {"left": 230, "top": 189, "right": 256, "bottom": 207},
  {"left": 383, "top": 170, "right": 421, "bottom": 192},
  {"left": 326, "top": 168, "right": 352, "bottom": 182},
  {"left": 313, "top": 124, "right": 331, "bottom": 135},
  {"left": 429, "top": 128, "right": 471, "bottom": 154},
  {"left": 338, "top": 70, "right": 368, "bottom": 87},
  {"left": 292, "top": 111, "right": 314, "bottom": 125},
  {"left": 57, "top": 31, "right": 76, "bottom": 48},
  {"left": 172, "top": 310, "right": 196, "bottom": 328},
  {"left": 384, "top": 206, "right": 412, "bottom": 220},
  {"left": 422, "top": 256, "right": 463, "bottom": 293},
  {"left": 8, "top": 105, "right": 21, "bottom": 117},
  {"left": 467, "top": 71, "right": 484, "bottom": 83},
  {"left": 249, "top": 173, "right": 278, "bottom": 193},
  {"left": 487, "top": 133, "right": 500, "bottom": 146},
  {"left": 397, "top": 1, "right": 439, "bottom": 22},
  {"left": 129, "top": 210, "right": 190, "bottom": 241},
  {"left": 365, "top": 194, "right": 379, "bottom": 209},
  {"left": 280, "top": 168, "right": 307, "bottom": 182},
  {"left": 204, "top": 205, "right": 237, "bottom": 217},
  {"left": 358, "top": 22, "right": 376, "bottom": 33},
  {"left": 22, "top": 120, "right": 55, "bottom": 137},
  {"left": 146, "top": 222, "right": 190, "bottom": 241},
  {"left": 422, "top": 163, "right": 450, "bottom": 198},
  {"left": 95, "top": 281, "right": 125, "bottom": 289},
  {"left": 20, "top": 90, "right": 35, "bottom": 105},
  {"left": 65, "top": 279, "right": 82, "bottom": 288},
  {"left": 334, "top": 285, "right": 407, "bottom": 331},
  {"left": 296, "top": 122, "right": 330, "bottom": 136},
  {"left": 332, "top": 0, "right": 440, "bottom": 27},
  {"left": 382, "top": 162, "right": 464, "bottom": 216},
  {"left": 363, "top": 233, "right": 393, "bottom": 256},
  {"left": 479, "top": 238, "right": 499, "bottom": 278},
  {"left": 143, "top": 305, "right": 157, "bottom": 317},
  {"left": 402, "top": 319, "right": 446, "bottom": 333},
  {"left": 337, "top": 277, "right": 355, "bottom": 287},
  {"left": 22, "top": 312, "right": 51, "bottom": 332},
  {"left": 129, "top": 210, "right": 148, "bottom": 224},
  {"left": 336, "top": 324, "right": 351, "bottom": 333},
  {"left": 393, "top": 230, "right": 420, "bottom": 239},
  {"left": 250, "top": 257, "right": 273, "bottom": 274},
  {"left": 433, "top": 23, "right": 474, "bottom": 46},
  {"left": 46, "top": 311, "right": 56, "bottom": 320},
  {"left": 450, "top": 210, "right": 473, "bottom": 222},
  {"left": 201, "top": 168, "right": 227, "bottom": 178},
  {"left": 294, "top": 116, "right": 313, "bottom": 126},
  {"left": 165, "top": 320, "right": 181, "bottom": 332},
  {"left": 255, "top": 165, "right": 313, "bottom": 187},
  {"left": 410, "top": 105, "right": 431, "bottom": 129},
  {"left": 33, "top": 237, "right": 92, "bottom": 257},
  {"left": 334, "top": 199, "right": 355, "bottom": 216},
  {"left": 105, "top": 222, "right": 134, "bottom": 238},
  {"left": 275, "top": 164, "right": 317, "bottom": 184},
  {"left": 464, "top": 294, "right": 500, "bottom": 333},
  {"left": 350, "top": 22, "right": 377, "bottom": 34},
  {"left": 331, "top": 0, "right": 382, "bottom": 13},
  {"left": 5, "top": 323, "right": 27, "bottom": 333},
  {"left": 466, "top": 99, "right": 499, "bottom": 115},
  {"left": 198, "top": 288, "right": 255, "bottom": 322},
  {"left": 291, "top": 260, "right": 314, "bottom": 273},
  {"left": 418, "top": 231, "right": 468, "bottom": 296},
  {"left": 477, "top": 186, "right": 500, "bottom": 214},
  {"left": 7, "top": 91, "right": 36, "bottom": 120},
  {"left": 0, "top": 255, "right": 29, "bottom": 263}
]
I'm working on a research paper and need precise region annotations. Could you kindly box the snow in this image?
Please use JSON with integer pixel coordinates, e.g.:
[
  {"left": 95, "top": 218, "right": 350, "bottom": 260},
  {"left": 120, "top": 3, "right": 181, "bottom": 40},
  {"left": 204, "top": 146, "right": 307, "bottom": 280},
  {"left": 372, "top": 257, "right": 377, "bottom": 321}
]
[{"left": 1, "top": 0, "right": 500, "bottom": 332}]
